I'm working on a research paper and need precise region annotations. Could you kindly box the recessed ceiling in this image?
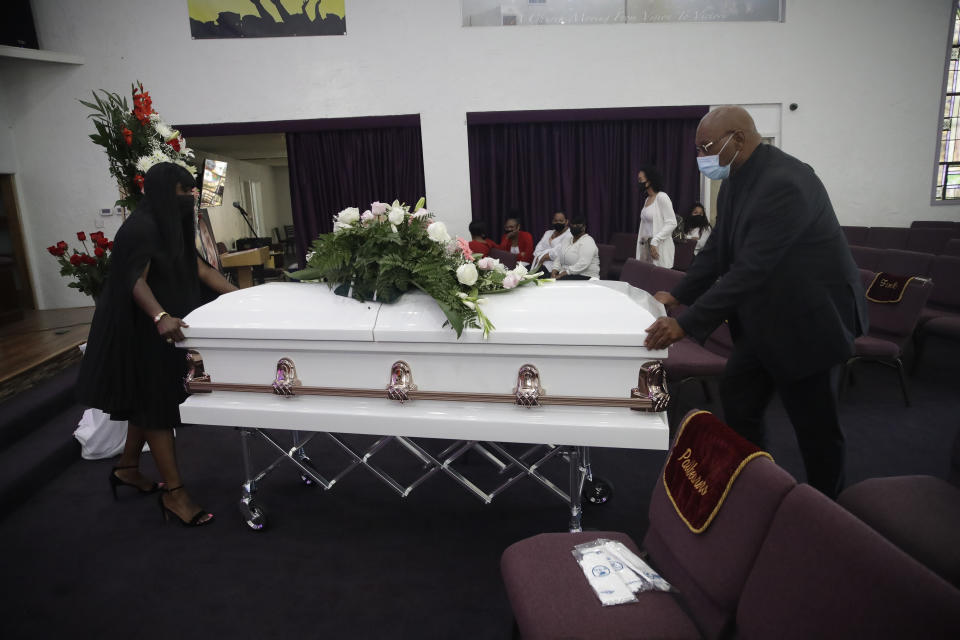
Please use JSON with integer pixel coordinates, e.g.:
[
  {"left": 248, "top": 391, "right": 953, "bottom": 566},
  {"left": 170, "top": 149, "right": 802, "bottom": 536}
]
[{"left": 189, "top": 133, "right": 288, "bottom": 167}]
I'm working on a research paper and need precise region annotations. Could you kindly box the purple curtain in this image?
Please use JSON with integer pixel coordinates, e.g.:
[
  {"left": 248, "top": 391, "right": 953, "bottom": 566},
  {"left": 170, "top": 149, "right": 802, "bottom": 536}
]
[
  {"left": 286, "top": 124, "right": 426, "bottom": 262},
  {"left": 467, "top": 107, "right": 708, "bottom": 244}
]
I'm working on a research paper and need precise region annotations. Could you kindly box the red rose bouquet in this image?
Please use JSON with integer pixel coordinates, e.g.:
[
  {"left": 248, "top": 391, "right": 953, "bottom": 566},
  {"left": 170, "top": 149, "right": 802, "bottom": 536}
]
[{"left": 47, "top": 231, "right": 113, "bottom": 300}]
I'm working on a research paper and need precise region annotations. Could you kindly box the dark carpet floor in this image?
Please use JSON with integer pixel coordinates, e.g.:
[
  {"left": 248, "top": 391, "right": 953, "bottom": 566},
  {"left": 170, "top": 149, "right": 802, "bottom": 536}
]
[{"left": 1, "top": 338, "right": 958, "bottom": 639}]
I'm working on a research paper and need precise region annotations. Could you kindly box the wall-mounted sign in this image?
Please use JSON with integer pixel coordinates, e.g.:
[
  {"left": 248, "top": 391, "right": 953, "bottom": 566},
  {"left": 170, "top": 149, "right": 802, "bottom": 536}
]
[
  {"left": 188, "top": 0, "right": 346, "bottom": 38},
  {"left": 461, "top": 0, "right": 784, "bottom": 27}
]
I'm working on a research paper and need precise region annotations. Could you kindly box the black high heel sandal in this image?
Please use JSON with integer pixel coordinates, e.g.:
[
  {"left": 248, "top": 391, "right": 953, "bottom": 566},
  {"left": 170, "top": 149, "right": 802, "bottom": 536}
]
[
  {"left": 109, "top": 465, "right": 162, "bottom": 500},
  {"left": 158, "top": 485, "right": 214, "bottom": 527}
]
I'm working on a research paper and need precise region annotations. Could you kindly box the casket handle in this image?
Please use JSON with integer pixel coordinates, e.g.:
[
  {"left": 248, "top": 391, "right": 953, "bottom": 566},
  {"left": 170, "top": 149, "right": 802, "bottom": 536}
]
[
  {"left": 631, "top": 361, "right": 670, "bottom": 412},
  {"left": 387, "top": 361, "right": 417, "bottom": 403},
  {"left": 184, "top": 350, "right": 210, "bottom": 393},
  {"left": 273, "top": 357, "right": 300, "bottom": 397},
  {"left": 514, "top": 364, "right": 544, "bottom": 408}
]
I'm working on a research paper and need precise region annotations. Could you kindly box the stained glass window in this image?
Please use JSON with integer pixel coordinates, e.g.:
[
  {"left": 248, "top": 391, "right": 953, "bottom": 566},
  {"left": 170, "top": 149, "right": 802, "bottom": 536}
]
[{"left": 935, "top": 4, "right": 960, "bottom": 200}]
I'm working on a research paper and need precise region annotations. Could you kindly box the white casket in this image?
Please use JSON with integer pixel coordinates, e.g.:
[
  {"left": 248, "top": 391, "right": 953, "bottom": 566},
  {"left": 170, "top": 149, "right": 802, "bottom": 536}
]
[
  {"left": 178, "top": 279, "right": 670, "bottom": 531},
  {"left": 178, "top": 280, "right": 670, "bottom": 450}
]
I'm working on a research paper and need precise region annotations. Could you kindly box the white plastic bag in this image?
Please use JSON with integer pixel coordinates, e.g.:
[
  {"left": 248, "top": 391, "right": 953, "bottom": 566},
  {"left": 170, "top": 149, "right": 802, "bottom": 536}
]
[{"left": 73, "top": 408, "right": 127, "bottom": 460}]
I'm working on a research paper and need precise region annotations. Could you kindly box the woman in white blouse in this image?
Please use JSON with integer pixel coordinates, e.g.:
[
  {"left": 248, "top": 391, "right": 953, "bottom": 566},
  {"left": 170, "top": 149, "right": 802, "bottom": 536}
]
[
  {"left": 532, "top": 211, "right": 572, "bottom": 274},
  {"left": 550, "top": 216, "right": 600, "bottom": 280},
  {"left": 635, "top": 165, "right": 677, "bottom": 268}
]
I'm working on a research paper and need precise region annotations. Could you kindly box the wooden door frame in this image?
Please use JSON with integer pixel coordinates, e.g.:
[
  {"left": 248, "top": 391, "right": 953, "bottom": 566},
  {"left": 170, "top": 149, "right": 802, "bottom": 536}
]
[{"left": 0, "top": 174, "right": 37, "bottom": 310}]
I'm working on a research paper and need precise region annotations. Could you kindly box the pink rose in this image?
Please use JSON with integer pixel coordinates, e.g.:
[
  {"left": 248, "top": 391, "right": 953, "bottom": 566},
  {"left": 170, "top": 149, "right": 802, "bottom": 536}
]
[
  {"left": 502, "top": 273, "right": 520, "bottom": 289},
  {"left": 361, "top": 210, "right": 374, "bottom": 224},
  {"left": 371, "top": 201, "right": 388, "bottom": 215},
  {"left": 456, "top": 237, "right": 473, "bottom": 260},
  {"left": 477, "top": 257, "right": 496, "bottom": 271}
]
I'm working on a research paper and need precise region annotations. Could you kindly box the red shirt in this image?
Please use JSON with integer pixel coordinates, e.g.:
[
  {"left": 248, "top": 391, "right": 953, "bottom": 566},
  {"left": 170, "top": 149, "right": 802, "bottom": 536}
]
[
  {"left": 497, "top": 231, "right": 535, "bottom": 264},
  {"left": 468, "top": 238, "right": 497, "bottom": 257}
]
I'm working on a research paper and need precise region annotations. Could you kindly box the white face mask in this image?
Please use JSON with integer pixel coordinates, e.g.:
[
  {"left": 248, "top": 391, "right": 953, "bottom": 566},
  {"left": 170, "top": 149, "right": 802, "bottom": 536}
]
[{"left": 696, "top": 133, "right": 738, "bottom": 180}]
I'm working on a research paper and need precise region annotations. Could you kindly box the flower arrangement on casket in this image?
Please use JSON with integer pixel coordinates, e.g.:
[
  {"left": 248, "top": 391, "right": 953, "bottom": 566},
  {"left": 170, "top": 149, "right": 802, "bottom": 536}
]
[
  {"left": 80, "top": 81, "right": 196, "bottom": 211},
  {"left": 289, "top": 199, "right": 546, "bottom": 337}
]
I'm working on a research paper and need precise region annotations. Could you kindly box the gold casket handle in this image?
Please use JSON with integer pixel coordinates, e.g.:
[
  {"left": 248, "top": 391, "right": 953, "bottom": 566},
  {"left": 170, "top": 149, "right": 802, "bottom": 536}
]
[
  {"left": 273, "top": 357, "right": 300, "bottom": 397},
  {"left": 184, "top": 350, "right": 211, "bottom": 393},
  {"left": 514, "top": 364, "right": 544, "bottom": 408},
  {"left": 387, "top": 361, "right": 417, "bottom": 403},
  {"left": 631, "top": 361, "right": 670, "bottom": 412}
]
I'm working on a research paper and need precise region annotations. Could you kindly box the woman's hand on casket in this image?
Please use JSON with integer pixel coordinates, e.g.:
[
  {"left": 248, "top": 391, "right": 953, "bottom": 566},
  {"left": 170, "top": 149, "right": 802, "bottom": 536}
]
[
  {"left": 157, "top": 315, "right": 189, "bottom": 343},
  {"left": 644, "top": 317, "right": 684, "bottom": 350}
]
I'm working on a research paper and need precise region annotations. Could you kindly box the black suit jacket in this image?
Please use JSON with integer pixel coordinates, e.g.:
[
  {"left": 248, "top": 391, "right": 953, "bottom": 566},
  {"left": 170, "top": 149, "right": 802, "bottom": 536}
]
[{"left": 671, "top": 145, "right": 867, "bottom": 381}]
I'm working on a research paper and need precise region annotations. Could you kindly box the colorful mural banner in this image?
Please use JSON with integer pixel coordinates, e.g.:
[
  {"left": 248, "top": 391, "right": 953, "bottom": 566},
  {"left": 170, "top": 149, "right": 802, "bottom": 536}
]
[{"left": 188, "top": 0, "right": 346, "bottom": 38}]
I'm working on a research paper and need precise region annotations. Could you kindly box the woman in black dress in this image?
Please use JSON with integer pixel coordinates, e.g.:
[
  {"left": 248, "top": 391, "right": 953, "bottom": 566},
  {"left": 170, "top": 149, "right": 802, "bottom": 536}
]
[{"left": 77, "top": 162, "right": 237, "bottom": 526}]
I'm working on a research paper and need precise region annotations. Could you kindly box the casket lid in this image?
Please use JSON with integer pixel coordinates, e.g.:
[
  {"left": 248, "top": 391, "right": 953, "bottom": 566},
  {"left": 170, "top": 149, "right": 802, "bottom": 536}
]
[
  {"left": 183, "top": 282, "right": 381, "bottom": 341},
  {"left": 182, "top": 281, "right": 662, "bottom": 347},
  {"left": 374, "top": 280, "right": 659, "bottom": 346}
]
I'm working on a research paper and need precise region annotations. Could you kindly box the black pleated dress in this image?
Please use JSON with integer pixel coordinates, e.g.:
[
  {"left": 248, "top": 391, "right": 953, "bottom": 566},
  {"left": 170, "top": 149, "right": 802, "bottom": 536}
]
[{"left": 76, "top": 164, "right": 205, "bottom": 430}]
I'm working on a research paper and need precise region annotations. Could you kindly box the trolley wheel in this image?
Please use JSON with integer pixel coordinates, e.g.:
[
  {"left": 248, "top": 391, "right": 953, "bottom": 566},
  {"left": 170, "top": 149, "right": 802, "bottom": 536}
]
[
  {"left": 584, "top": 477, "right": 614, "bottom": 505},
  {"left": 299, "top": 458, "right": 317, "bottom": 486},
  {"left": 239, "top": 501, "right": 267, "bottom": 531}
]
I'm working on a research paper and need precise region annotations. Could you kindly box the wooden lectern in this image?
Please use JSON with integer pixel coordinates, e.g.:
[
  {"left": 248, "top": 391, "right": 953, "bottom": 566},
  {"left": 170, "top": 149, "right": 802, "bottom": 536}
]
[{"left": 220, "top": 246, "right": 270, "bottom": 288}]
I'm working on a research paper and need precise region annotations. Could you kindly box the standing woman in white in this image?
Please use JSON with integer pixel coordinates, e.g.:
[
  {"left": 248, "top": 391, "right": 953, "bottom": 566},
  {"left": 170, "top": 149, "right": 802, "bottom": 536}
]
[{"left": 635, "top": 165, "right": 677, "bottom": 268}]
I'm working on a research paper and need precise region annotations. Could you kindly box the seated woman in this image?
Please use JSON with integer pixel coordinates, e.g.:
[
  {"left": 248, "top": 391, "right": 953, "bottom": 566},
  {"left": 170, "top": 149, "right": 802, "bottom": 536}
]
[
  {"left": 531, "top": 211, "right": 571, "bottom": 274},
  {"left": 467, "top": 220, "right": 497, "bottom": 257},
  {"left": 684, "top": 202, "right": 712, "bottom": 256},
  {"left": 497, "top": 216, "right": 534, "bottom": 265},
  {"left": 550, "top": 217, "right": 599, "bottom": 280}
]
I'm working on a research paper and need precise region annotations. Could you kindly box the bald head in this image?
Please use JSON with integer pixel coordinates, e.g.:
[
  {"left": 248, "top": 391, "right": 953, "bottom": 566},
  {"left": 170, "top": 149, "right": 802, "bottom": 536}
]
[{"left": 696, "top": 106, "right": 763, "bottom": 174}]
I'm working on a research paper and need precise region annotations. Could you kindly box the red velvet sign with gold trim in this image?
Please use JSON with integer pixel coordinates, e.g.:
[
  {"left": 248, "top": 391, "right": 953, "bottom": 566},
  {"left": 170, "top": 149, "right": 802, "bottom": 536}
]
[
  {"left": 865, "top": 272, "right": 915, "bottom": 304},
  {"left": 663, "top": 411, "right": 772, "bottom": 534}
]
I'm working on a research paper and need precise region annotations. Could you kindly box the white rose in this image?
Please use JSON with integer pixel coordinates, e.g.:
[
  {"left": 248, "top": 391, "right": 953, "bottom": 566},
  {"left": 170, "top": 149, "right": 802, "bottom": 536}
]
[
  {"left": 338, "top": 207, "right": 360, "bottom": 225},
  {"left": 456, "top": 263, "right": 479, "bottom": 286},
  {"left": 511, "top": 264, "right": 528, "bottom": 279},
  {"left": 427, "top": 221, "right": 450, "bottom": 244},
  {"left": 493, "top": 260, "right": 508, "bottom": 273},
  {"left": 502, "top": 273, "right": 520, "bottom": 289},
  {"left": 388, "top": 206, "right": 405, "bottom": 225}
]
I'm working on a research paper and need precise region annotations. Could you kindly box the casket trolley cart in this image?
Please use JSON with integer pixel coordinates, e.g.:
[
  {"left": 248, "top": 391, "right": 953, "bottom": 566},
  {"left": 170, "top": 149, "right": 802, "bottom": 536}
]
[{"left": 179, "top": 281, "right": 670, "bottom": 531}]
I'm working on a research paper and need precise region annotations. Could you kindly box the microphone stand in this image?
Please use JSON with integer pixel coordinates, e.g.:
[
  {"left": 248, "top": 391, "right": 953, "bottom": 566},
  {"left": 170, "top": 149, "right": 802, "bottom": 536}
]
[{"left": 234, "top": 203, "right": 261, "bottom": 242}]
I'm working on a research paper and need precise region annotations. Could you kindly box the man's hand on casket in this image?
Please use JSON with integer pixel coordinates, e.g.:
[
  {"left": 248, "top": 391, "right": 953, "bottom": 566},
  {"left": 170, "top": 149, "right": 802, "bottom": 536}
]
[
  {"left": 654, "top": 291, "right": 679, "bottom": 310},
  {"left": 644, "top": 317, "right": 684, "bottom": 350}
]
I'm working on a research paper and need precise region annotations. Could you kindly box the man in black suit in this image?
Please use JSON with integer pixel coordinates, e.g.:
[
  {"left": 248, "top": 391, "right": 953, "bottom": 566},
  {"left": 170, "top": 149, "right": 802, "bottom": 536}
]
[{"left": 644, "top": 106, "right": 867, "bottom": 498}]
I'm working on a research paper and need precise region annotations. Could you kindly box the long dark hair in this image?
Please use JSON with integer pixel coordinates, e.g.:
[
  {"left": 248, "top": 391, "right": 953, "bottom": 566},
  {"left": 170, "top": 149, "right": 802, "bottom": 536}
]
[
  {"left": 638, "top": 165, "right": 664, "bottom": 193},
  {"left": 687, "top": 202, "right": 711, "bottom": 231},
  {"left": 141, "top": 162, "right": 197, "bottom": 260}
]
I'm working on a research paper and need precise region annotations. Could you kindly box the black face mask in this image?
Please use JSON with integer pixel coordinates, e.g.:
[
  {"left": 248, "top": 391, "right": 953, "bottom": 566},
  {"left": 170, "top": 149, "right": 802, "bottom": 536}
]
[
  {"left": 570, "top": 226, "right": 585, "bottom": 236},
  {"left": 177, "top": 194, "right": 195, "bottom": 220},
  {"left": 553, "top": 223, "right": 566, "bottom": 232}
]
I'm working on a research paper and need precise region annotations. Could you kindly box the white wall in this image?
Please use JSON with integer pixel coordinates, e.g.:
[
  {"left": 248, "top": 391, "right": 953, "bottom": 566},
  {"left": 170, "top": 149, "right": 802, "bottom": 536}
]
[
  {"left": 271, "top": 165, "right": 294, "bottom": 235},
  {"left": 192, "top": 153, "right": 287, "bottom": 251},
  {"left": 0, "top": 73, "right": 17, "bottom": 174},
  {"left": 3, "top": 0, "right": 958, "bottom": 308}
]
